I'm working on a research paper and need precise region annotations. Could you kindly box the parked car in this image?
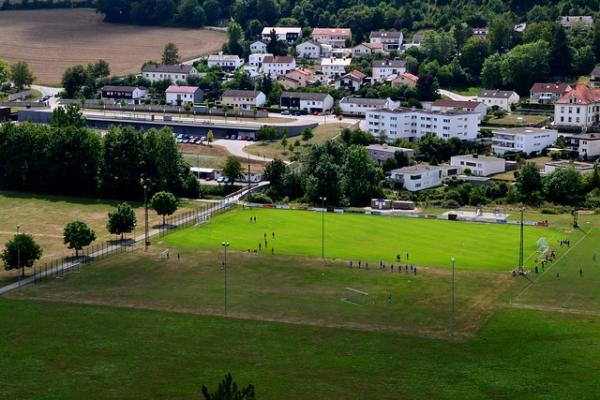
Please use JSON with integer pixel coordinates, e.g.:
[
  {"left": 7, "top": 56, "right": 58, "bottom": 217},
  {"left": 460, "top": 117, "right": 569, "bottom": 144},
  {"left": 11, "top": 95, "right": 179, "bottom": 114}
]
[
  {"left": 217, "top": 176, "right": 225, "bottom": 183},
  {"left": 281, "top": 110, "right": 290, "bottom": 115}
]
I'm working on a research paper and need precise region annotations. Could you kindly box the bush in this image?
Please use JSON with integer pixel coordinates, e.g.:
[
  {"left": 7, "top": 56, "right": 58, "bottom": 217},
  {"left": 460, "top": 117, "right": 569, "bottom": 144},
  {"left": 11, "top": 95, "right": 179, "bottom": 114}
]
[
  {"left": 442, "top": 199, "right": 460, "bottom": 208},
  {"left": 246, "top": 192, "right": 273, "bottom": 204},
  {"left": 540, "top": 207, "right": 558, "bottom": 215}
]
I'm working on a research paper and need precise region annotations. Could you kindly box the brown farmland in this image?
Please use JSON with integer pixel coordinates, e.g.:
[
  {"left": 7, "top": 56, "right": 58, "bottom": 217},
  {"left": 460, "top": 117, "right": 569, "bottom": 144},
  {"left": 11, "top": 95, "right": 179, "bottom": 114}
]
[{"left": 0, "top": 8, "right": 227, "bottom": 84}]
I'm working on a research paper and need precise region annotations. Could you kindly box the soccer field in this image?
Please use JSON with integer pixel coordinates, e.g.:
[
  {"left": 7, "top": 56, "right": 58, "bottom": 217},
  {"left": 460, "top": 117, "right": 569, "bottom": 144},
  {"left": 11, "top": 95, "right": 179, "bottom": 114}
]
[{"left": 165, "top": 208, "right": 565, "bottom": 271}]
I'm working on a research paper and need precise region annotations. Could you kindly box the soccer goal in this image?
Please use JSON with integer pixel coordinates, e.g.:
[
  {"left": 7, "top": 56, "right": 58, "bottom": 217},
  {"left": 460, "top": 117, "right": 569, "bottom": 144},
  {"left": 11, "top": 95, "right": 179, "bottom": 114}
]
[{"left": 341, "top": 287, "right": 369, "bottom": 306}]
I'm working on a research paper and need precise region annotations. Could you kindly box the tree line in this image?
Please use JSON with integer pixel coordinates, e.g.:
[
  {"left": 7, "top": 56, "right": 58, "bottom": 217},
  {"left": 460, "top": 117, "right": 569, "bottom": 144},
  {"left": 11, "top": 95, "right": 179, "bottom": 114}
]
[{"left": 0, "top": 105, "right": 199, "bottom": 200}]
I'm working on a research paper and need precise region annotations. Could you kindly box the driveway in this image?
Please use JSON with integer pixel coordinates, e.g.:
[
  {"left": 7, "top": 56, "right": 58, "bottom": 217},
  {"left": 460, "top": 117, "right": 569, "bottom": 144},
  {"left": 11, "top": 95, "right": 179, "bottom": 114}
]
[
  {"left": 31, "top": 84, "right": 62, "bottom": 109},
  {"left": 213, "top": 139, "right": 272, "bottom": 162},
  {"left": 438, "top": 89, "right": 477, "bottom": 101}
]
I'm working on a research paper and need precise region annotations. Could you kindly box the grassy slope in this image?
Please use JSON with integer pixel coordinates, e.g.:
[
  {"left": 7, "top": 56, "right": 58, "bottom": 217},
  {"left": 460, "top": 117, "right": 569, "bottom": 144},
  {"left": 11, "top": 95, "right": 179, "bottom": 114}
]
[
  {"left": 164, "top": 208, "right": 566, "bottom": 271},
  {"left": 0, "top": 299, "right": 599, "bottom": 400}
]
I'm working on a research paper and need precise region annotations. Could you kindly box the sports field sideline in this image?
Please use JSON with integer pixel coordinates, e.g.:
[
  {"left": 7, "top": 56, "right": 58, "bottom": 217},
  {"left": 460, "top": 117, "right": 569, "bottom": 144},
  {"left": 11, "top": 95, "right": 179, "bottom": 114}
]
[{"left": 164, "top": 207, "right": 566, "bottom": 271}]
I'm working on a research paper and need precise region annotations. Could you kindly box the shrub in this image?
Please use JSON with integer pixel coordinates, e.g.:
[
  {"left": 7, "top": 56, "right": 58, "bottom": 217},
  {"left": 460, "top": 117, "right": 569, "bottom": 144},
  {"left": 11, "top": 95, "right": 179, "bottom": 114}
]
[{"left": 246, "top": 192, "right": 273, "bottom": 204}]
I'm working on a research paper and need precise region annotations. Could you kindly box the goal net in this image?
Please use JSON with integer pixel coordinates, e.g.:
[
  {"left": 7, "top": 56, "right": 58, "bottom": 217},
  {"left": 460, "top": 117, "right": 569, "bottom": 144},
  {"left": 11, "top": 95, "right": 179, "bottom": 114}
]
[{"left": 341, "top": 287, "right": 369, "bottom": 306}]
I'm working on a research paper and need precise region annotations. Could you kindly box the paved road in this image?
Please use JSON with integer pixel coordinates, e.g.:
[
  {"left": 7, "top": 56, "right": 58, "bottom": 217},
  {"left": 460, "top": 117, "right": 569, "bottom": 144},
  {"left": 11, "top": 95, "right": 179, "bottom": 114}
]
[
  {"left": 214, "top": 139, "right": 273, "bottom": 162},
  {"left": 31, "top": 84, "right": 62, "bottom": 109},
  {"left": 438, "top": 89, "right": 477, "bottom": 101}
]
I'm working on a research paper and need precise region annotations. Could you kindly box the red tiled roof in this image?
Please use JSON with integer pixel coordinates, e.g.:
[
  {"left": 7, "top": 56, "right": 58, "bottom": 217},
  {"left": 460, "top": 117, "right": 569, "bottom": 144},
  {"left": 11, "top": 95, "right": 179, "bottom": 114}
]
[
  {"left": 312, "top": 28, "right": 352, "bottom": 36},
  {"left": 530, "top": 82, "right": 570, "bottom": 94},
  {"left": 556, "top": 84, "right": 600, "bottom": 105},
  {"left": 165, "top": 85, "right": 200, "bottom": 94},
  {"left": 401, "top": 72, "right": 419, "bottom": 82},
  {"left": 344, "top": 69, "right": 366, "bottom": 80}
]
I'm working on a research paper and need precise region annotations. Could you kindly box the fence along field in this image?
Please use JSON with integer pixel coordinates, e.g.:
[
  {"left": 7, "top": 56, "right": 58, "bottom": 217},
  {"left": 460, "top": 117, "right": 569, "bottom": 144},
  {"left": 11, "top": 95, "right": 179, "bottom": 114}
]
[{"left": 0, "top": 8, "right": 227, "bottom": 84}]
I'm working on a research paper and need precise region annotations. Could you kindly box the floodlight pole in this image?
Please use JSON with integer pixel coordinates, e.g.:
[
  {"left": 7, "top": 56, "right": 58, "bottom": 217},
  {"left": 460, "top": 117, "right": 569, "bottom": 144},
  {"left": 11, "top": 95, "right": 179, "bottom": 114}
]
[
  {"left": 319, "top": 196, "right": 327, "bottom": 259},
  {"left": 519, "top": 207, "right": 524, "bottom": 272},
  {"left": 451, "top": 257, "right": 455, "bottom": 337},
  {"left": 222, "top": 241, "right": 230, "bottom": 316},
  {"left": 16, "top": 225, "right": 21, "bottom": 288},
  {"left": 143, "top": 179, "right": 150, "bottom": 251}
]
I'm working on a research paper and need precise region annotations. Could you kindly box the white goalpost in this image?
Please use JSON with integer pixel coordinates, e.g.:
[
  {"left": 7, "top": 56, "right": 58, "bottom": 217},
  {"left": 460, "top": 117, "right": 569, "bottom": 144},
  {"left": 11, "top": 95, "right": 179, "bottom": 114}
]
[{"left": 341, "top": 287, "right": 369, "bottom": 306}]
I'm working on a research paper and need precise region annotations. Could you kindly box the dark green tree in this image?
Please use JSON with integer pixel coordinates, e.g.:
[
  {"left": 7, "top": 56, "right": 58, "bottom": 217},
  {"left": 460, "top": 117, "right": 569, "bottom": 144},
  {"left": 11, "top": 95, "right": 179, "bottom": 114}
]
[
  {"left": 62, "top": 64, "right": 89, "bottom": 98},
  {"left": 515, "top": 163, "right": 543, "bottom": 203},
  {"left": 1, "top": 233, "right": 42, "bottom": 277},
  {"left": 63, "top": 220, "right": 96, "bottom": 257},
  {"left": 549, "top": 26, "right": 572, "bottom": 77},
  {"left": 10, "top": 61, "right": 35, "bottom": 90},
  {"left": 543, "top": 167, "right": 583, "bottom": 205},
  {"left": 201, "top": 373, "right": 255, "bottom": 400},
  {"left": 107, "top": 202, "right": 137, "bottom": 240},
  {"left": 341, "top": 145, "right": 383, "bottom": 205},
  {"left": 222, "top": 156, "right": 242, "bottom": 184},
  {"left": 151, "top": 191, "right": 178, "bottom": 225},
  {"left": 174, "top": 0, "right": 206, "bottom": 27},
  {"left": 263, "top": 158, "right": 287, "bottom": 200},
  {"left": 162, "top": 43, "right": 181, "bottom": 65}
]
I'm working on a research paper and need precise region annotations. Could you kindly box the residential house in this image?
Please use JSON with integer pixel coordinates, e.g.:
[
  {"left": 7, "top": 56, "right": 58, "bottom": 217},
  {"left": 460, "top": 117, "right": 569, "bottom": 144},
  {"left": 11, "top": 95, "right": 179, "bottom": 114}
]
[
  {"left": 207, "top": 54, "right": 244, "bottom": 72},
  {"left": 430, "top": 99, "right": 487, "bottom": 120},
  {"left": 335, "top": 70, "right": 366, "bottom": 92},
  {"left": 311, "top": 28, "right": 352, "bottom": 48},
  {"left": 165, "top": 85, "right": 203, "bottom": 106},
  {"left": 492, "top": 127, "right": 558, "bottom": 156},
  {"left": 389, "top": 164, "right": 445, "bottom": 191},
  {"left": 559, "top": 16, "right": 594, "bottom": 29},
  {"left": 296, "top": 40, "right": 321, "bottom": 59},
  {"left": 278, "top": 68, "right": 318, "bottom": 89},
  {"left": 261, "top": 27, "right": 302, "bottom": 43},
  {"left": 477, "top": 90, "right": 520, "bottom": 111},
  {"left": 364, "top": 107, "right": 480, "bottom": 141},
  {"left": 249, "top": 53, "right": 273, "bottom": 69},
  {"left": 221, "top": 90, "right": 266, "bottom": 110},
  {"left": 530, "top": 83, "right": 571, "bottom": 104},
  {"left": 280, "top": 92, "right": 334, "bottom": 113},
  {"left": 141, "top": 64, "right": 199, "bottom": 83},
  {"left": 339, "top": 97, "right": 396, "bottom": 116},
  {"left": 450, "top": 154, "right": 506, "bottom": 176},
  {"left": 100, "top": 86, "right": 147, "bottom": 104},
  {"left": 544, "top": 160, "right": 595, "bottom": 175},
  {"left": 250, "top": 40, "right": 268, "bottom": 54},
  {"left": 320, "top": 57, "right": 351, "bottom": 80},
  {"left": 554, "top": 84, "right": 600, "bottom": 129},
  {"left": 367, "top": 144, "right": 414, "bottom": 165},
  {"left": 514, "top": 23, "right": 527, "bottom": 33},
  {"left": 369, "top": 31, "right": 404, "bottom": 52},
  {"left": 372, "top": 60, "right": 406, "bottom": 82},
  {"left": 390, "top": 72, "right": 419, "bottom": 88},
  {"left": 590, "top": 65, "right": 600, "bottom": 88},
  {"left": 261, "top": 55, "right": 296, "bottom": 78},
  {"left": 560, "top": 133, "right": 600, "bottom": 160},
  {"left": 352, "top": 42, "right": 384, "bottom": 58},
  {"left": 472, "top": 27, "right": 489, "bottom": 38}
]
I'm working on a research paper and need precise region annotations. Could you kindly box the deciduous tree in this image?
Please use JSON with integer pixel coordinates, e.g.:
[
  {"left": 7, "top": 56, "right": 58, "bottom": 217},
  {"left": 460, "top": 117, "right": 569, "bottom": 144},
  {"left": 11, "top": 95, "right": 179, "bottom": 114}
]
[{"left": 63, "top": 221, "right": 96, "bottom": 257}]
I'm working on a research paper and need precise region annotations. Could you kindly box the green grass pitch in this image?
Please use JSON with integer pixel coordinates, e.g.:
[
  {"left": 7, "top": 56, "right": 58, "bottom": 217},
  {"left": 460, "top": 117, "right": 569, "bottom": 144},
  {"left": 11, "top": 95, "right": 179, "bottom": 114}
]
[{"left": 165, "top": 208, "right": 564, "bottom": 271}]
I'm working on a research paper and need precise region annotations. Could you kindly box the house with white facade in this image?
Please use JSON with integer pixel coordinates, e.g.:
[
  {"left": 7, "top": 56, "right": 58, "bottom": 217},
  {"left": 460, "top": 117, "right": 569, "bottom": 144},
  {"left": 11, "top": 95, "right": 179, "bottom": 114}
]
[
  {"left": 221, "top": 90, "right": 266, "bottom": 110},
  {"left": 544, "top": 160, "right": 595, "bottom": 175},
  {"left": 296, "top": 40, "right": 321, "bottom": 59},
  {"left": 250, "top": 40, "right": 268, "bottom": 54},
  {"left": 165, "top": 85, "right": 203, "bottom": 106},
  {"left": 430, "top": 99, "right": 487, "bottom": 120},
  {"left": 339, "top": 97, "right": 396, "bottom": 116},
  {"left": 207, "top": 54, "right": 244, "bottom": 72},
  {"left": 261, "top": 56, "right": 296, "bottom": 78},
  {"left": 369, "top": 31, "right": 404, "bottom": 52},
  {"left": 141, "top": 64, "right": 199, "bottom": 83},
  {"left": 367, "top": 144, "right": 414, "bottom": 165},
  {"left": 477, "top": 90, "right": 520, "bottom": 111},
  {"left": 249, "top": 53, "right": 273, "bottom": 68},
  {"left": 389, "top": 164, "right": 445, "bottom": 191},
  {"left": 530, "top": 83, "right": 571, "bottom": 104},
  {"left": 278, "top": 67, "right": 319, "bottom": 89},
  {"left": 100, "top": 86, "right": 148, "bottom": 104},
  {"left": 311, "top": 28, "right": 352, "bottom": 48},
  {"left": 352, "top": 42, "right": 384, "bottom": 58},
  {"left": 590, "top": 66, "right": 600, "bottom": 88},
  {"left": 560, "top": 133, "right": 600, "bottom": 160},
  {"left": 492, "top": 127, "right": 558, "bottom": 156},
  {"left": 335, "top": 70, "right": 366, "bottom": 92},
  {"left": 450, "top": 154, "right": 505, "bottom": 176},
  {"left": 320, "top": 57, "right": 351, "bottom": 80},
  {"left": 554, "top": 84, "right": 600, "bottom": 129},
  {"left": 559, "top": 16, "right": 594, "bottom": 29},
  {"left": 280, "top": 92, "right": 334, "bottom": 113},
  {"left": 261, "top": 27, "right": 302, "bottom": 43},
  {"left": 364, "top": 108, "right": 480, "bottom": 142},
  {"left": 372, "top": 60, "right": 406, "bottom": 82}
]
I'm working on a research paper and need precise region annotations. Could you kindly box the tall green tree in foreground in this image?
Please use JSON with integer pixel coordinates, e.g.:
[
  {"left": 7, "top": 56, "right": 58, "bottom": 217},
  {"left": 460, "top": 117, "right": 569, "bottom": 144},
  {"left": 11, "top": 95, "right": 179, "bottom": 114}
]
[
  {"left": 223, "top": 157, "right": 242, "bottom": 184},
  {"left": 1, "top": 233, "right": 42, "bottom": 277},
  {"left": 162, "top": 42, "right": 181, "bottom": 65},
  {"left": 10, "top": 61, "right": 35, "bottom": 90},
  {"left": 201, "top": 373, "right": 255, "bottom": 400},
  {"left": 64, "top": 221, "right": 96, "bottom": 257},
  {"left": 107, "top": 203, "right": 137, "bottom": 240},
  {"left": 151, "top": 191, "right": 178, "bottom": 225}
]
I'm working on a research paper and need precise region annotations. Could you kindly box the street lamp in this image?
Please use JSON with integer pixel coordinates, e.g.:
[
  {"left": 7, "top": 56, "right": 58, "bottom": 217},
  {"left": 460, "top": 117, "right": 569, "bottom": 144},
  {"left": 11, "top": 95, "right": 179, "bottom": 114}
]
[
  {"left": 319, "top": 196, "right": 327, "bottom": 259},
  {"left": 222, "top": 241, "right": 230, "bottom": 316},
  {"left": 451, "top": 256, "right": 456, "bottom": 337},
  {"left": 16, "top": 225, "right": 21, "bottom": 288},
  {"left": 518, "top": 206, "right": 524, "bottom": 272},
  {"left": 142, "top": 179, "right": 150, "bottom": 251}
]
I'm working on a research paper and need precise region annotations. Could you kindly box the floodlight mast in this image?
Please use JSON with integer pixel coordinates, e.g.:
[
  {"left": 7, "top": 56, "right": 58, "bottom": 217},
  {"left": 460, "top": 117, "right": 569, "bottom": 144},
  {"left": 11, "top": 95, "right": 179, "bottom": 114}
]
[{"left": 519, "top": 206, "right": 524, "bottom": 272}]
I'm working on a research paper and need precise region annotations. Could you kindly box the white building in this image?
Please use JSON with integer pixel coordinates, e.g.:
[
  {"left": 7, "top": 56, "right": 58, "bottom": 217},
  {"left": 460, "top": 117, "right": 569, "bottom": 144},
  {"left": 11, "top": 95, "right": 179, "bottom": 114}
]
[
  {"left": 492, "top": 127, "right": 558, "bottom": 156},
  {"left": 367, "top": 144, "right": 414, "bottom": 165},
  {"left": 389, "top": 164, "right": 445, "bottom": 191},
  {"left": 430, "top": 99, "right": 487, "bottom": 121},
  {"left": 207, "top": 54, "right": 244, "bottom": 72},
  {"left": 450, "top": 154, "right": 506, "bottom": 176},
  {"left": 554, "top": 84, "right": 600, "bottom": 129},
  {"left": 249, "top": 53, "right": 273, "bottom": 68},
  {"left": 296, "top": 40, "right": 321, "bottom": 59},
  {"left": 221, "top": 90, "right": 266, "bottom": 110},
  {"left": 261, "top": 27, "right": 302, "bottom": 43},
  {"left": 372, "top": 60, "right": 406, "bottom": 82},
  {"left": 369, "top": 31, "right": 404, "bottom": 52},
  {"left": 165, "top": 85, "right": 203, "bottom": 106},
  {"left": 352, "top": 42, "right": 384, "bottom": 58},
  {"left": 339, "top": 97, "right": 395, "bottom": 116},
  {"left": 544, "top": 160, "right": 595, "bottom": 175},
  {"left": 335, "top": 70, "right": 366, "bottom": 92},
  {"left": 250, "top": 40, "right": 268, "bottom": 54},
  {"left": 141, "top": 64, "right": 199, "bottom": 83},
  {"left": 364, "top": 108, "right": 480, "bottom": 142},
  {"left": 477, "top": 89, "right": 520, "bottom": 111},
  {"left": 320, "top": 57, "right": 351, "bottom": 79},
  {"left": 100, "top": 86, "right": 148, "bottom": 104},
  {"left": 561, "top": 133, "right": 600, "bottom": 160},
  {"left": 261, "top": 55, "right": 296, "bottom": 78},
  {"left": 530, "top": 82, "right": 571, "bottom": 104},
  {"left": 311, "top": 28, "right": 352, "bottom": 48},
  {"left": 559, "top": 16, "right": 594, "bottom": 29},
  {"left": 280, "top": 92, "right": 334, "bottom": 113}
]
